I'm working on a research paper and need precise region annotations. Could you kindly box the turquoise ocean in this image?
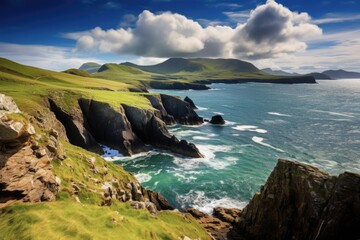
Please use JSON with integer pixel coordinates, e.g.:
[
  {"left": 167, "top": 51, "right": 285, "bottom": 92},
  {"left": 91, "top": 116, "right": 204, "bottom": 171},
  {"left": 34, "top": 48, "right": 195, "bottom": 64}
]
[{"left": 104, "top": 80, "right": 360, "bottom": 213}]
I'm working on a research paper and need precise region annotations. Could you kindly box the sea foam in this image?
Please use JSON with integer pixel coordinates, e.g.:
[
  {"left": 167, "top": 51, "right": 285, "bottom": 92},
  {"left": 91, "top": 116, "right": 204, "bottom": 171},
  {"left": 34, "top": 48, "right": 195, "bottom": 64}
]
[
  {"left": 252, "top": 136, "right": 285, "bottom": 153},
  {"left": 177, "top": 190, "right": 247, "bottom": 214},
  {"left": 232, "top": 125, "right": 268, "bottom": 134}
]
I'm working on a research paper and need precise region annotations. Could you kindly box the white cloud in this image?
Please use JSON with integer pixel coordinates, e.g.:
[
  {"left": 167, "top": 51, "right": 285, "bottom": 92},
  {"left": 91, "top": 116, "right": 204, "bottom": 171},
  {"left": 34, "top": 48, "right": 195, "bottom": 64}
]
[
  {"left": 66, "top": 0, "right": 322, "bottom": 60},
  {"left": 0, "top": 43, "right": 103, "bottom": 71},
  {"left": 252, "top": 30, "right": 360, "bottom": 73},
  {"left": 313, "top": 13, "right": 360, "bottom": 24}
]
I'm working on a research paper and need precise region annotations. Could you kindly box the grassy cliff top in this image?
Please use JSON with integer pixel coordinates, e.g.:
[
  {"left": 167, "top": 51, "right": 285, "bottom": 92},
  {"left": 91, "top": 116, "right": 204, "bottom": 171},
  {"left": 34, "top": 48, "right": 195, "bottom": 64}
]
[{"left": 0, "top": 58, "right": 153, "bottom": 114}]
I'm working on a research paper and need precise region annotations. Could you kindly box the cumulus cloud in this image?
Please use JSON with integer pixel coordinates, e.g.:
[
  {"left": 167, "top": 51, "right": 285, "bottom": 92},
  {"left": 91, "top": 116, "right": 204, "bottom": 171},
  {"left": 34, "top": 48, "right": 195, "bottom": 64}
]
[{"left": 66, "top": 0, "right": 322, "bottom": 60}]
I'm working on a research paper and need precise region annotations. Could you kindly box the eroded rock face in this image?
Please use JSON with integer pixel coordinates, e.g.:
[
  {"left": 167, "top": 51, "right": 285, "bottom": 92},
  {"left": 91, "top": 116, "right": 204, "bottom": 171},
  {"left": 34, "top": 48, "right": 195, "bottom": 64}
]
[
  {"left": 160, "top": 94, "right": 203, "bottom": 125},
  {"left": 79, "top": 99, "right": 148, "bottom": 156},
  {"left": 0, "top": 95, "right": 59, "bottom": 205},
  {"left": 122, "top": 104, "right": 203, "bottom": 158},
  {"left": 184, "top": 96, "right": 197, "bottom": 109},
  {"left": 236, "top": 159, "right": 360, "bottom": 240},
  {"left": 186, "top": 207, "right": 241, "bottom": 240},
  {"left": 48, "top": 98, "right": 103, "bottom": 154},
  {"left": 145, "top": 95, "right": 176, "bottom": 125}
]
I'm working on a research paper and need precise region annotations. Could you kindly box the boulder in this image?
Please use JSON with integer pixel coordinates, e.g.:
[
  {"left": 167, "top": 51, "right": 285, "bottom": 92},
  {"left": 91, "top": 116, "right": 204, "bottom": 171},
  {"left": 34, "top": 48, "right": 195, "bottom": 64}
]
[
  {"left": 160, "top": 94, "right": 203, "bottom": 125},
  {"left": 184, "top": 96, "right": 197, "bottom": 109},
  {"left": 210, "top": 115, "right": 225, "bottom": 125},
  {"left": 0, "top": 93, "right": 20, "bottom": 114}
]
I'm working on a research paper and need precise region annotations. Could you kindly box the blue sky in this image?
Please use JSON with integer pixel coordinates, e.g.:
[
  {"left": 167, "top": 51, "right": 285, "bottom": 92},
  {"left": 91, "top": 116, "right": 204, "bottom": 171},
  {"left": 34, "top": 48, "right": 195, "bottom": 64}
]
[{"left": 0, "top": 0, "right": 359, "bottom": 73}]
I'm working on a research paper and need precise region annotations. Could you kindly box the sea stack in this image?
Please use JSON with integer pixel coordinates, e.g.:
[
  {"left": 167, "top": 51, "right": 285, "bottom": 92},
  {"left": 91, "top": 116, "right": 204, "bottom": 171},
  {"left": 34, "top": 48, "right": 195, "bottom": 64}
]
[{"left": 210, "top": 115, "right": 225, "bottom": 125}]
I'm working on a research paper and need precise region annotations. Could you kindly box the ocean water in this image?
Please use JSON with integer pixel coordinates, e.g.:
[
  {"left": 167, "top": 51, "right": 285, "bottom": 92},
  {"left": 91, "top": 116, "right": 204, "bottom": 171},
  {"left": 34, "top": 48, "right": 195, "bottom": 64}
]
[{"left": 104, "top": 80, "right": 360, "bottom": 213}]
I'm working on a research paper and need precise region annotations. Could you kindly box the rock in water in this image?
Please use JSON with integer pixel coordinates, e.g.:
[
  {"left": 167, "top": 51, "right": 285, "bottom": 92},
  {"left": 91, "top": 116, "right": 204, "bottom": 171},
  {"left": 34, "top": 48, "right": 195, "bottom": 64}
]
[
  {"left": 210, "top": 115, "right": 225, "bottom": 125},
  {"left": 236, "top": 159, "right": 360, "bottom": 240},
  {"left": 184, "top": 96, "right": 197, "bottom": 109}
]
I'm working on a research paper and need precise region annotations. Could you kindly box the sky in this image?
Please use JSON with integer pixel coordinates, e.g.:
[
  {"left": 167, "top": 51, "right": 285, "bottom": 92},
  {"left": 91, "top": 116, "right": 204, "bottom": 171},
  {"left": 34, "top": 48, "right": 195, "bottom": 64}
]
[{"left": 0, "top": 0, "right": 359, "bottom": 73}]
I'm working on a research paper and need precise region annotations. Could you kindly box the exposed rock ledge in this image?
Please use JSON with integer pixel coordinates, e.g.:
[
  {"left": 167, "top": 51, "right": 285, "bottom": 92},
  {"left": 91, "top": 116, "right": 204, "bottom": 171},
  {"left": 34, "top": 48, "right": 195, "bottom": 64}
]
[
  {"left": 189, "top": 159, "right": 360, "bottom": 240},
  {"left": 0, "top": 94, "right": 60, "bottom": 205}
]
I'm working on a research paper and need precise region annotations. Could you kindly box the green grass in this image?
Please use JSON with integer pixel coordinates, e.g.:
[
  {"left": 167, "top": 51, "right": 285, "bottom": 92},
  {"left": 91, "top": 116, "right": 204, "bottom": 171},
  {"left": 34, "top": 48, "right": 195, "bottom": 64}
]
[
  {"left": 0, "top": 58, "right": 153, "bottom": 115},
  {"left": 0, "top": 142, "right": 210, "bottom": 240},
  {"left": 0, "top": 201, "right": 210, "bottom": 240}
]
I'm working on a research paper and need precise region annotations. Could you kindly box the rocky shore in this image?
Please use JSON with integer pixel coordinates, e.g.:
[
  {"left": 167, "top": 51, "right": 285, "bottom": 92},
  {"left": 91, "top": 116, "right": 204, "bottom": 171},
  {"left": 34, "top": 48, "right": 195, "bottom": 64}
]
[
  {"left": 1, "top": 92, "right": 359, "bottom": 240},
  {"left": 187, "top": 159, "right": 360, "bottom": 240}
]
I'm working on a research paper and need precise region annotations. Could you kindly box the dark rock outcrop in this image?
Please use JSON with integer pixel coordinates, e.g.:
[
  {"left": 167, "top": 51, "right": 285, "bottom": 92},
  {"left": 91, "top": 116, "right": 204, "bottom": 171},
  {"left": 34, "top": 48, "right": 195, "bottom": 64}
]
[
  {"left": 122, "top": 105, "right": 203, "bottom": 158},
  {"left": 210, "top": 115, "right": 225, "bottom": 125},
  {"left": 149, "top": 81, "right": 210, "bottom": 90},
  {"left": 48, "top": 98, "right": 103, "bottom": 154},
  {"left": 145, "top": 95, "right": 176, "bottom": 125},
  {"left": 79, "top": 99, "right": 148, "bottom": 156},
  {"left": 184, "top": 96, "right": 197, "bottom": 109},
  {"left": 160, "top": 94, "right": 203, "bottom": 125},
  {"left": 236, "top": 159, "right": 360, "bottom": 240}
]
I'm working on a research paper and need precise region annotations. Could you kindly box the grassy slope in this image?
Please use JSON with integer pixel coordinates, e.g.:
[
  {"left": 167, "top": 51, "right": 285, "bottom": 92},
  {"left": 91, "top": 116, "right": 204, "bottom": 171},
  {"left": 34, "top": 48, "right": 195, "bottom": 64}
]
[
  {"left": 0, "top": 58, "right": 152, "bottom": 114},
  {"left": 0, "top": 58, "right": 210, "bottom": 239}
]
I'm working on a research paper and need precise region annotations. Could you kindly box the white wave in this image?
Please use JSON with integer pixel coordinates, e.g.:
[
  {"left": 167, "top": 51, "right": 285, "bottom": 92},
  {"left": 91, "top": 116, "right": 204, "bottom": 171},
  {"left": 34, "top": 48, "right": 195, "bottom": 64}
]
[
  {"left": 172, "top": 130, "right": 204, "bottom": 137},
  {"left": 225, "top": 120, "right": 236, "bottom": 126},
  {"left": 310, "top": 109, "right": 355, "bottom": 118},
  {"left": 177, "top": 190, "right": 247, "bottom": 214},
  {"left": 252, "top": 136, "right": 285, "bottom": 153},
  {"left": 196, "top": 106, "right": 208, "bottom": 111},
  {"left": 172, "top": 144, "right": 236, "bottom": 170},
  {"left": 209, "top": 88, "right": 221, "bottom": 91},
  {"left": 267, "top": 112, "right": 292, "bottom": 117},
  {"left": 213, "top": 112, "right": 224, "bottom": 115},
  {"left": 193, "top": 136, "right": 212, "bottom": 140},
  {"left": 134, "top": 173, "right": 152, "bottom": 183},
  {"left": 102, "top": 145, "right": 124, "bottom": 158},
  {"left": 153, "top": 169, "right": 162, "bottom": 175},
  {"left": 232, "top": 125, "right": 268, "bottom": 134},
  {"left": 262, "top": 119, "right": 288, "bottom": 125},
  {"left": 232, "top": 133, "right": 240, "bottom": 136}
]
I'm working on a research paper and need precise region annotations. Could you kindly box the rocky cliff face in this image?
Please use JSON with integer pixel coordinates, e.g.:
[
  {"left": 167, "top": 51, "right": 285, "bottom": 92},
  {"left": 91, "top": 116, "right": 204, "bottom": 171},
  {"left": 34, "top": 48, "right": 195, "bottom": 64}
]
[
  {"left": 49, "top": 98, "right": 103, "bottom": 154},
  {"left": 236, "top": 159, "right": 360, "bottom": 240},
  {"left": 79, "top": 99, "right": 148, "bottom": 156},
  {"left": 145, "top": 95, "right": 176, "bottom": 125},
  {"left": 0, "top": 94, "right": 60, "bottom": 205},
  {"left": 160, "top": 94, "right": 203, "bottom": 125},
  {"left": 49, "top": 95, "right": 203, "bottom": 158},
  {"left": 122, "top": 105, "right": 203, "bottom": 158}
]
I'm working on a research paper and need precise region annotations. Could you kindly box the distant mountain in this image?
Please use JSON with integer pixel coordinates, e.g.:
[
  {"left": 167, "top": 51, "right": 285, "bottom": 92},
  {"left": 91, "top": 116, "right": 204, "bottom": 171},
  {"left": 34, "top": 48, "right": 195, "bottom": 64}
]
[
  {"left": 322, "top": 69, "right": 360, "bottom": 79},
  {"left": 97, "top": 63, "right": 146, "bottom": 75},
  {"left": 121, "top": 58, "right": 261, "bottom": 74},
  {"left": 261, "top": 68, "right": 299, "bottom": 76},
  {"left": 79, "top": 62, "right": 101, "bottom": 74},
  {"left": 306, "top": 72, "right": 332, "bottom": 80}
]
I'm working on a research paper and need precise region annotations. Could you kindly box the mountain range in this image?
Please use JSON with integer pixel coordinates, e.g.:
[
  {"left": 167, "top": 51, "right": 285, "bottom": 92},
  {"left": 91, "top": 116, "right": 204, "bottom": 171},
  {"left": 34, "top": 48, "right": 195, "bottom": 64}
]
[
  {"left": 261, "top": 67, "right": 360, "bottom": 80},
  {"left": 80, "top": 58, "right": 360, "bottom": 80}
]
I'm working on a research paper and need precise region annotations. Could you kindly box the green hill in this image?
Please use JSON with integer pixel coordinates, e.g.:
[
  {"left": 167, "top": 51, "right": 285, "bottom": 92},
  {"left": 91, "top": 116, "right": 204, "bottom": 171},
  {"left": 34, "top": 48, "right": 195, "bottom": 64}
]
[
  {"left": 63, "top": 68, "right": 91, "bottom": 77},
  {"left": 121, "top": 57, "right": 261, "bottom": 74},
  {"left": 79, "top": 62, "right": 101, "bottom": 74}
]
